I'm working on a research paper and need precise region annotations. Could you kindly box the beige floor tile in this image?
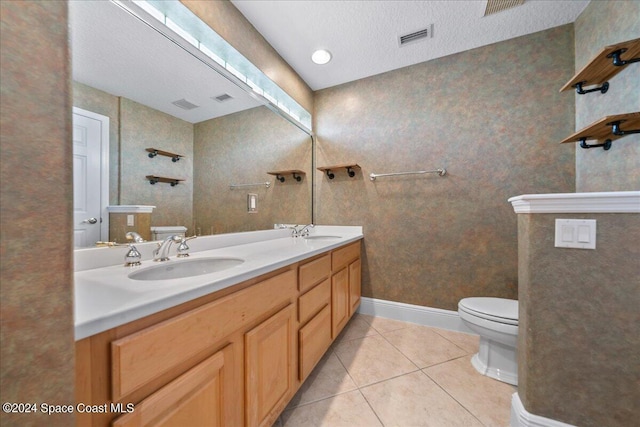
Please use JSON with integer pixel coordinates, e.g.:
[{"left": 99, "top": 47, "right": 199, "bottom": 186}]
[
  {"left": 432, "top": 327, "right": 480, "bottom": 354},
  {"left": 424, "top": 355, "right": 515, "bottom": 427},
  {"left": 361, "top": 370, "right": 483, "bottom": 426},
  {"left": 281, "top": 390, "right": 382, "bottom": 427},
  {"left": 287, "top": 351, "right": 358, "bottom": 409},
  {"left": 359, "top": 314, "right": 414, "bottom": 333},
  {"left": 332, "top": 314, "right": 380, "bottom": 345},
  {"left": 334, "top": 335, "right": 418, "bottom": 387},
  {"left": 382, "top": 324, "right": 469, "bottom": 368}
]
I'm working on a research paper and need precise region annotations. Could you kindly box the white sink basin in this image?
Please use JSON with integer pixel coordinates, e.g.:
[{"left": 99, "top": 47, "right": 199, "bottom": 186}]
[
  {"left": 303, "top": 235, "right": 342, "bottom": 240},
  {"left": 129, "top": 257, "right": 245, "bottom": 281}
]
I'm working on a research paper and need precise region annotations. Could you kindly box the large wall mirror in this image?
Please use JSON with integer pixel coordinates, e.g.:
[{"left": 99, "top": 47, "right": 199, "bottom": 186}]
[{"left": 70, "top": 0, "right": 312, "bottom": 248}]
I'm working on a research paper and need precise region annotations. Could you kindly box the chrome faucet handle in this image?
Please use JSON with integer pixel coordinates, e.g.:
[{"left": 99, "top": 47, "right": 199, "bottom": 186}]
[
  {"left": 176, "top": 235, "right": 197, "bottom": 258},
  {"left": 298, "top": 224, "right": 314, "bottom": 237},
  {"left": 288, "top": 225, "right": 300, "bottom": 237},
  {"left": 124, "top": 244, "right": 142, "bottom": 267}
]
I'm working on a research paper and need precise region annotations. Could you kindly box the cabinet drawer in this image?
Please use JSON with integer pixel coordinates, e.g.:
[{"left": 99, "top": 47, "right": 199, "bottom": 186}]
[
  {"left": 299, "top": 305, "right": 332, "bottom": 381},
  {"left": 298, "top": 278, "right": 330, "bottom": 325},
  {"left": 332, "top": 241, "right": 360, "bottom": 271},
  {"left": 299, "top": 253, "right": 331, "bottom": 293},
  {"left": 111, "top": 269, "right": 296, "bottom": 401}
]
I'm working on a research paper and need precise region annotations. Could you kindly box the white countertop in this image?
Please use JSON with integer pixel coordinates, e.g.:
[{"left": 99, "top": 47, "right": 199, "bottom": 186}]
[{"left": 74, "top": 226, "right": 363, "bottom": 340}]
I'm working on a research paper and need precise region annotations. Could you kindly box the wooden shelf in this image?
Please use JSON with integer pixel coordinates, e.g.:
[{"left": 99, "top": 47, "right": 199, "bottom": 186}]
[
  {"left": 267, "top": 170, "right": 305, "bottom": 182},
  {"left": 317, "top": 164, "right": 360, "bottom": 179},
  {"left": 560, "top": 38, "right": 640, "bottom": 93},
  {"left": 559, "top": 112, "right": 640, "bottom": 150},
  {"left": 146, "top": 147, "right": 184, "bottom": 162},
  {"left": 146, "top": 175, "right": 185, "bottom": 186}
]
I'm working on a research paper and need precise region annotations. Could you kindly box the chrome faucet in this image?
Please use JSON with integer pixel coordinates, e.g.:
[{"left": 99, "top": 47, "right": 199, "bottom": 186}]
[
  {"left": 297, "top": 224, "right": 314, "bottom": 237},
  {"left": 153, "top": 235, "right": 182, "bottom": 261},
  {"left": 125, "top": 231, "right": 145, "bottom": 243}
]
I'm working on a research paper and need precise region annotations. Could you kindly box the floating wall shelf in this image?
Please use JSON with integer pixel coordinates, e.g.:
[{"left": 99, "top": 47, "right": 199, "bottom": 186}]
[
  {"left": 146, "top": 175, "right": 185, "bottom": 186},
  {"left": 560, "top": 38, "right": 640, "bottom": 95},
  {"left": 559, "top": 112, "right": 640, "bottom": 150},
  {"left": 317, "top": 164, "right": 361, "bottom": 179},
  {"left": 267, "top": 170, "right": 306, "bottom": 182},
  {"left": 146, "top": 147, "right": 184, "bottom": 162}
]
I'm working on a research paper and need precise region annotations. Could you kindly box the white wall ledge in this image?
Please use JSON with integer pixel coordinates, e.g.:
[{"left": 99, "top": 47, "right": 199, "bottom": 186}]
[
  {"left": 107, "top": 205, "right": 156, "bottom": 213},
  {"left": 508, "top": 191, "right": 640, "bottom": 214}
]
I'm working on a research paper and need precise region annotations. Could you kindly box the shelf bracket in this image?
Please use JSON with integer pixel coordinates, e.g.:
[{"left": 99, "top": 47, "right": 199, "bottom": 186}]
[
  {"left": 574, "top": 81, "right": 609, "bottom": 95},
  {"left": 609, "top": 120, "right": 640, "bottom": 136},
  {"left": 346, "top": 167, "right": 356, "bottom": 178},
  {"left": 579, "top": 138, "right": 612, "bottom": 151},
  {"left": 607, "top": 48, "right": 640, "bottom": 67}
]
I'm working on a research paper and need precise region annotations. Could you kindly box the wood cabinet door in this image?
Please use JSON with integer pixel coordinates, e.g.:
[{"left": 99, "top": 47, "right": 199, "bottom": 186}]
[
  {"left": 348, "top": 258, "right": 361, "bottom": 317},
  {"left": 112, "top": 345, "right": 234, "bottom": 427},
  {"left": 245, "top": 304, "right": 296, "bottom": 427},
  {"left": 331, "top": 267, "right": 349, "bottom": 338}
]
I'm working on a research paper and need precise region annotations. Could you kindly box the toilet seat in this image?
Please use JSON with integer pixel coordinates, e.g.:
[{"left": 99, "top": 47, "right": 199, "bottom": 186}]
[{"left": 458, "top": 297, "right": 518, "bottom": 326}]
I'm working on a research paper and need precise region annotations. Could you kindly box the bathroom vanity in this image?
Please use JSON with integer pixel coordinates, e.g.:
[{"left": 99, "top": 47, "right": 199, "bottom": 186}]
[{"left": 74, "top": 227, "right": 362, "bottom": 427}]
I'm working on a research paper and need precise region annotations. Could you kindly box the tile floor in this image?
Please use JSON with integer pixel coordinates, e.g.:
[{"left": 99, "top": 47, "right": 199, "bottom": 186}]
[{"left": 276, "top": 314, "right": 516, "bottom": 427}]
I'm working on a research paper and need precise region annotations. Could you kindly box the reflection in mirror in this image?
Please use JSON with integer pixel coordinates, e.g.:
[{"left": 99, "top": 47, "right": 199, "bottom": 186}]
[{"left": 70, "top": 1, "right": 312, "bottom": 247}]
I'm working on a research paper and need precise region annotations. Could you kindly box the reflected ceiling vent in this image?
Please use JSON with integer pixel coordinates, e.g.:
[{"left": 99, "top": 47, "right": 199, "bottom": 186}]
[
  {"left": 213, "top": 93, "right": 234, "bottom": 102},
  {"left": 171, "top": 98, "right": 199, "bottom": 110},
  {"left": 484, "top": 0, "right": 525, "bottom": 16},
  {"left": 399, "top": 23, "right": 434, "bottom": 46}
]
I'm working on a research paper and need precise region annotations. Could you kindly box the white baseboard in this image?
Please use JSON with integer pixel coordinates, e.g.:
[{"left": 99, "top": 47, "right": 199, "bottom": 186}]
[
  {"left": 511, "top": 393, "right": 576, "bottom": 427},
  {"left": 357, "top": 297, "right": 475, "bottom": 334}
]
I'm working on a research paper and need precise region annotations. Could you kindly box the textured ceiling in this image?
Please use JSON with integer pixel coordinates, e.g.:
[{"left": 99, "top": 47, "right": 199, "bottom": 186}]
[{"left": 231, "top": 0, "right": 590, "bottom": 91}]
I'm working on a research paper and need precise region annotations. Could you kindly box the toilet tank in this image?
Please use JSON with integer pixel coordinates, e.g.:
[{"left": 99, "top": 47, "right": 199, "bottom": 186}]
[{"left": 150, "top": 226, "right": 187, "bottom": 241}]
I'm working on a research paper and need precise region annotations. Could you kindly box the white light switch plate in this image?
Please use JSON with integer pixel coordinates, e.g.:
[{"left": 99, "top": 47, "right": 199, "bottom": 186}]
[{"left": 555, "top": 219, "right": 596, "bottom": 249}]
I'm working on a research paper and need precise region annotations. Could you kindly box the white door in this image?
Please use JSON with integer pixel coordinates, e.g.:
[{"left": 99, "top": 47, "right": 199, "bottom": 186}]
[{"left": 73, "top": 108, "right": 109, "bottom": 248}]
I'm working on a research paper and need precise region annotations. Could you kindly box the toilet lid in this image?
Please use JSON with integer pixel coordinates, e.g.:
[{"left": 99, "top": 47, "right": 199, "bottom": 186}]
[{"left": 458, "top": 297, "right": 518, "bottom": 325}]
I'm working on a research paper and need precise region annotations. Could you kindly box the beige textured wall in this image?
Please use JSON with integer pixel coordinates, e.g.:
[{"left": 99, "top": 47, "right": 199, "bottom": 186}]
[
  {"left": 574, "top": 0, "right": 640, "bottom": 191},
  {"left": 194, "top": 106, "right": 312, "bottom": 235},
  {"left": 0, "top": 1, "right": 75, "bottom": 426},
  {"left": 517, "top": 213, "right": 640, "bottom": 426},
  {"left": 181, "top": 0, "right": 314, "bottom": 114},
  {"left": 119, "top": 98, "right": 194, "bottom": 234},
  {"left": 315, "top": 25, "right": 576, "bottom": 310}
]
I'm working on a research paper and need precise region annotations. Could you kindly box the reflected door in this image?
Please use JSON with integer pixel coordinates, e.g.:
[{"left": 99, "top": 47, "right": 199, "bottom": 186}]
[{"left": 73, "top": 108, "right": 108, "bottom": 247}]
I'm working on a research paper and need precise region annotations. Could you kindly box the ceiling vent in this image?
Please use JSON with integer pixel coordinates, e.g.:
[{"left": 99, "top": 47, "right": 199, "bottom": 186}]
[
  {"left": 213, "top": 93, "right": 234, "bottom": 102},
  {"left": 399, "top": 24, "right": 434, "bottom": 46},
  {"left": 484, "top": 0, "right": 525, "bottom": 16},
  {"left": 171, "top": 98, "right": 199, "bottom": 110}
]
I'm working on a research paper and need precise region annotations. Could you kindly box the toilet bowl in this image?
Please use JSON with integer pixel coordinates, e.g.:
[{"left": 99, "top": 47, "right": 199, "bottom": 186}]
[
  {"left": 150, "top": 226, "right": 187, "bottom": 241},
  {"left": 458, "top": 297, "right": 518, "bottom": 386}
]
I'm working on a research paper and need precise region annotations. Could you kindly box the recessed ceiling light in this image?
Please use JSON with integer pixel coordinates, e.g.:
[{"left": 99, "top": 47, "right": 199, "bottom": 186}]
[{"left": 311, "top": 49, "right": 332, "bottom": 65}]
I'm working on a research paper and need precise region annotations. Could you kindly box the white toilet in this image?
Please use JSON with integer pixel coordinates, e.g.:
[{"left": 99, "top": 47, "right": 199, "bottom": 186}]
[
  {"left": 150, "top": 226, "right": 187, "bottom": 241},
  {"left": 458, "top": 297, "right": 518, "bottom": 386}
]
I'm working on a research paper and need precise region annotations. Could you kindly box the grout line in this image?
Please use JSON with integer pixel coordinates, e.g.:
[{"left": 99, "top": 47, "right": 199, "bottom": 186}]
[
  {"left": 421, "top": 368, "right": 487, "bottom": 426},
  {"left": 357, "top": 388, "right": 386, "bottom": 426}
]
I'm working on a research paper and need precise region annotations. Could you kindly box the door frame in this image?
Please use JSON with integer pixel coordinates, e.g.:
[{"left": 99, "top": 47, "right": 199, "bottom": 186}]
[{"left": 73, "top": 106, "right": 110, "bottom": 242}]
